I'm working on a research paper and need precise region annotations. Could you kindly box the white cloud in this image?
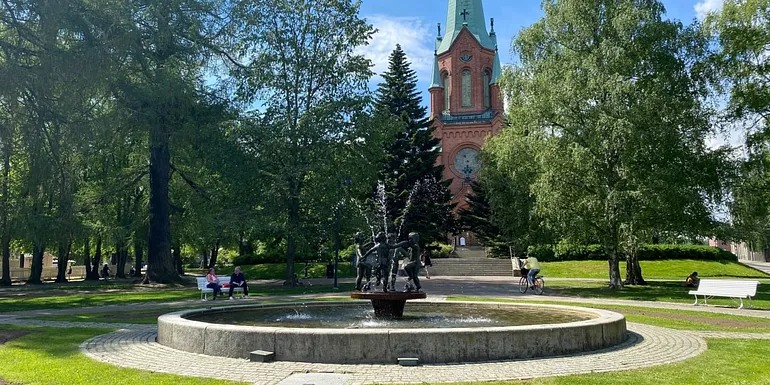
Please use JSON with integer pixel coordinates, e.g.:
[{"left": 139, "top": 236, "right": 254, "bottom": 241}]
[
  {"left": 357, "top": 15, "right": 435, "bottom": 82},
  {"left": 695, "top": 0, "right": 724, "bottom": 20}
]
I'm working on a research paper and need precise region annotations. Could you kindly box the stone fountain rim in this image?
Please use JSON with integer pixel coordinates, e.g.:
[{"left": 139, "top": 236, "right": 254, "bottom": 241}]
[{"left": 160, "top": 300, "right": 624, "bottom": 333}]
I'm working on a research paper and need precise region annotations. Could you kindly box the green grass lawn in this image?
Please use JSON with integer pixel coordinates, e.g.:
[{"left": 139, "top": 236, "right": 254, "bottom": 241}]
[
  {"left": 428, "top": 339, "right": 770, "bottom": 385},
  {"left": 214, "top": 262, "right": 356, "bottom": 279},
  {"left": 0, "top": 283, "right": 355, "bottom": 313},
  {"left": 0, "top": 326, "right": 247, "bottom": 385},
  {"left": 449, "top": 296, "right": 770, "bottom": 333},
  {"left": 541, "top": 259, "right": 769, "bottom": 280},
  {"left": 531, "top": 280, "right": 770, "bottom": 308}
]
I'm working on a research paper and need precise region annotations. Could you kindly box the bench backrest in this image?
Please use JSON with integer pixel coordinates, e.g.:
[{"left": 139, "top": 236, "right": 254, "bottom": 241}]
[
  {"left": 196, "top": 276, "right": 231, "bottom": 289},
  {"left": 696, "top": 279, "right": 759, "bottom": 296}
]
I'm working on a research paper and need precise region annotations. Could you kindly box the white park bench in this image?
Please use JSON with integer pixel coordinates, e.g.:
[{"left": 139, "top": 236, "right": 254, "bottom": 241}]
[
  {"left": 196, "top": 276, "right": 244, "bottom": 301},
  {"left": 689, "top": 279, "right": 760, "bottom": 309}
]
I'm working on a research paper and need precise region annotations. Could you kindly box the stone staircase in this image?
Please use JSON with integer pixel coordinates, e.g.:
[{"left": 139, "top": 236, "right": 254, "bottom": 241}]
[{"left": 426, "top": 246, "right": 513, "bottom": 276}]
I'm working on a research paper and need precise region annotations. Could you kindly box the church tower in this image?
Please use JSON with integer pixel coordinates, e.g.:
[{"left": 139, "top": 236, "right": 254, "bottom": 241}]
[{"left": 430, "top": 0, "right": 504, "bottom": 211}]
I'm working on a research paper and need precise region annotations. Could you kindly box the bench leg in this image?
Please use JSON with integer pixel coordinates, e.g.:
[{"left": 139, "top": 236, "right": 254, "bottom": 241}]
[
  {"left": 738, "top": 298, "right": 744, "bottom": 309},
  {"left": 692, "top": 295, "right": 699, "bottom": 306}
]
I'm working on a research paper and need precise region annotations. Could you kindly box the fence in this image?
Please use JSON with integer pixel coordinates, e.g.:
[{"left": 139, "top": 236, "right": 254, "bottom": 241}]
[{"left": 0, "top": 264, "right": 132, "bottom": 281}]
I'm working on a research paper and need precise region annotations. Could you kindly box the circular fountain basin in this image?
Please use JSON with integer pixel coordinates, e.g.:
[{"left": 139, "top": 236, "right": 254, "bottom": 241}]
[{"left": 157, "top": 301, "right": 626, "bottom": 364}]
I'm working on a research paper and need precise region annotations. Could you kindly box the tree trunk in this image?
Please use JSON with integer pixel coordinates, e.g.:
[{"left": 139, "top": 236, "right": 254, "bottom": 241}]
[
  {"left": 27, "top": 242, "right": 45, "bottom": 284},
  {"left": 55, "top": 241, "right": 72, "bottom": 283},
  {"left": 94, "top": 236, "right": 102, "bottom": 278},
  {"left": 0, "top": 130, "right": 11, "bottom": 286},
  {"left": 144, "top": 125, "right": 179, "bottom": 284},
  {"left": 208, "top": 239, "right": 220, "bottom": 269},
  {"left": 172, "top": 244, "right": 183, "bottom": 274},
  {"left": 607, "top": 245, "right": 623, "bottom": 289},
  {"left": 133, "top": 235, "right": 144, "bottom": 278},
  {"left": 115, "top": 246, "right": 128, "bottom": 279},
  {"left": 285, "top": 182, "right": 299, "bottom": 286},
  {"left": 84, "top": 237, "right": 98, "bottom": 281},
  {"left": 624, "top": 248, "right": 647, "bottom": 285}
]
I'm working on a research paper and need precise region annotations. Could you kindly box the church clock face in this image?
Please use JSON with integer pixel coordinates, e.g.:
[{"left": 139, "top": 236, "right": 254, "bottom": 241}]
[{"left": 454, "top": 147, "right": 480, "bottom": 180}]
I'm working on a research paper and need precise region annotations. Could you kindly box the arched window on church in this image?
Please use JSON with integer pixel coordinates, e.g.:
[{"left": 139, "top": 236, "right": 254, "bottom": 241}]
[
  {"left": 443, "top": 73, "right": 450, "bottom": 112},
  {"left": 461, "top": 70, "right": 472, "bottom": 108},
  {"left": 483, "top": 70, "right": 491, "bottom": 109}
]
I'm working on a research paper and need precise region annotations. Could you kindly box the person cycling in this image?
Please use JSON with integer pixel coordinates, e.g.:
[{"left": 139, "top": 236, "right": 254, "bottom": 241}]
[{"left": 520, "top": 252, "right": 541, "bottom": 289}]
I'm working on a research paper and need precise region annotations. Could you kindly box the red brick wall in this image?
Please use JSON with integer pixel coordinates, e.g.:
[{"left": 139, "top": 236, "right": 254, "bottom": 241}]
[{"left": 430, "top": 28, "right": 504, "bottom": 209}]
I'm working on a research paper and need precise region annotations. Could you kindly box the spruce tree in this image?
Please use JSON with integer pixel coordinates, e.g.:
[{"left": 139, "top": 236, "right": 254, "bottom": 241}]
[
  {"left": 457, "top": 180, "right": 505, "bottom": 253},
  {"left": 374, "top": 45, "right": 454, "bottom": 244}
]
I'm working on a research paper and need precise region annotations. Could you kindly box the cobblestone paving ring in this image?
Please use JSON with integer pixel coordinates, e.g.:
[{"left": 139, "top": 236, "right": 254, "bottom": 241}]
[{"left": 80, "top": 323, "right": 708, "bottom": 385}]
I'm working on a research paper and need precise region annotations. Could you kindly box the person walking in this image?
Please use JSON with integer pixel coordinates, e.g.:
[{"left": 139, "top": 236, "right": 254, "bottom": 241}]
[{"left": 420, "top": 250, "right": 432, "bottom": 279}]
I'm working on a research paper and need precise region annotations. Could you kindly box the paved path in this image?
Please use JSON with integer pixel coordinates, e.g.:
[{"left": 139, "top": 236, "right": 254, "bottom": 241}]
[
  {"left": 739, "top": 260, "right": 770, "bottom": 275},
  {"left": 4, "top": 276, "right": 769, "bottom": 321},
  {"left": 79, "top": 323, "right": 707, "bottom": 385},
  {"left": 3, "top": 276, "right": 770, "bottom": 384}
]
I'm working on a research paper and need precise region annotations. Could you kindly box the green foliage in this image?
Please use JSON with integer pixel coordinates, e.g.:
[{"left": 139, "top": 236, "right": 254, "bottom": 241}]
[
  {"left": 426, "top": 242, "right": 454, "bottom": 258},
  {"left": 372, "top": 45, "right": 455, "bottom": 244},
  {"left": 497, "top": 0, "right": 730, "bottom": 287},
  {"left": 217, "top": 263, "right": 355, "bottom": 280},
  {"left": 532, "top": 244, "right": 738, "bottom": 262},
  {"left": 637, "top": 244, "right": 738, "bottom": 261},
  {"left": 552, "top": 244, "right": 607, "bottom": 261},
  {"left": 231, "top": 0, "right": 389, "bottom": 283},
  {"left": 709, "top": 1, "right": 770, "bottom": 251}
]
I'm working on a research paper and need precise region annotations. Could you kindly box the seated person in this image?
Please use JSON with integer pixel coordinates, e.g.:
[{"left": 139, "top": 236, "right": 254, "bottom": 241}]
[
  {"left": 228, "top": 266, "right": 250, "bottom": 300},
  {"left": 685, "top": 271, "right": 699, "bottom": 287},
  {"left": 206, "top": 267, "right": 223, "bottom": 299}
]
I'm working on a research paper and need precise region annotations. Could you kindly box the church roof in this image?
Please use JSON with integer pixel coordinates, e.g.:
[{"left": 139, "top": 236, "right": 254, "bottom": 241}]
[
  {"left": 490, "top": 48, "right": 502, "bottom": 84},
  {"left": 429, "top": 51, "right": 442, "bottom": 89},
  {"left": 437, "top": 0, "right": 496, "bottom": 55}
]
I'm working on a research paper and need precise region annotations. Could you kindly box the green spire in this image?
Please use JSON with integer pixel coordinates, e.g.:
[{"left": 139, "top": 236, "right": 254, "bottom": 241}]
[
  {"left": 437, "top": 0, "right": 496, "bottom": 54},
  {"left": 490, "top": 47, "right": 502, "bottom": 84},
  {"left": 430, "top": 51, "right": 442, "bottom": 88}
]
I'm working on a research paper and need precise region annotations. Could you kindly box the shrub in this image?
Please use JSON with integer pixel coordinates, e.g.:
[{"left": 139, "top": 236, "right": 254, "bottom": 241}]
[
  {"left": 426, "top": 242, "right": 454, "bottom": 258},
  {"left": 553, "top": 243, "right": 606, "bottom": 261},
  {"left": 527, "top": 245, "right": 556, "bottom": 261},
  {"left": 637, "top": 244, "right": 737, "bottom": 261},
  {"left": 529, "top": 243, "right": 738, "bottom": 262}
]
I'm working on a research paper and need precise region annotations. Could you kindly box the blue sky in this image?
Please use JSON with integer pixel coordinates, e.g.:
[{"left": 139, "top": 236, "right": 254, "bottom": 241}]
[{"left": 357, "top": 0, "right": 725, "bottom": 105}]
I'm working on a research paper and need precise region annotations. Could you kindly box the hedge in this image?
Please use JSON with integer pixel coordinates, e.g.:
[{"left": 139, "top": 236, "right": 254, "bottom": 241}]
[{"left": 527, "top": 244, "right": 738, "bottom": 262}]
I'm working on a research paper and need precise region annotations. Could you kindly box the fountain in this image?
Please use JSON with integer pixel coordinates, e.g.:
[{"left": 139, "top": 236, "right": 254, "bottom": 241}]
[
  {"left": 157, "top": 301, "right": 627, "bottom": 364},
  {"left": 156, "top": 192, "right": 627, "bottom": 365}
]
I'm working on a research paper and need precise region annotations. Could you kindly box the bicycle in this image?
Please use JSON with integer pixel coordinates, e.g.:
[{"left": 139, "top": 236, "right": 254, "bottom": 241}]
[{"left": 518, "top": 274, "right": 545, "bottom": 295}]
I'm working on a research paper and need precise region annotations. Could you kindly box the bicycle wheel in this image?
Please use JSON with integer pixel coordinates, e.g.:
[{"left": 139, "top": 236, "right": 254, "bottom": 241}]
[
  {"left": 533, "top": 277, "right": 545, "bottom": 295},
  {"left": 518, "top": 276, "right": 528, "bottom": 293}
]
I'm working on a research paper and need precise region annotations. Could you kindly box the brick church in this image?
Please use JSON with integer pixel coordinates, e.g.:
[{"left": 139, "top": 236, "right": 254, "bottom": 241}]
[
  {"left": 429, "top": 0, "right": 504, "bottom": 209},
  {"left": 429, "top": 0, "right": 504, "bottom": 245}
]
